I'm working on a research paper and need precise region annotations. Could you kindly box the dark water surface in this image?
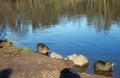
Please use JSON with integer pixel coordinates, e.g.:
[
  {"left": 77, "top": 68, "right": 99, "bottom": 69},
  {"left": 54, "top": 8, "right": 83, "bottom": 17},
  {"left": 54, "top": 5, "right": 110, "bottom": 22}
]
[{"left": 0, "top": 0, "right": 120, "bottom": 78}]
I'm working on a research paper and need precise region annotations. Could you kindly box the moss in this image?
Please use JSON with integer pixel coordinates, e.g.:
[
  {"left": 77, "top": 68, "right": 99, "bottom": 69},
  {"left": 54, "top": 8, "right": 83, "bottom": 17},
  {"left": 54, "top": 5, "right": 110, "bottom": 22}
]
[
  {"left": 19, "top": 48, "right": 33, "bottom": 54},
  {"left": 0, "top": 40, "right": 13, "bottom": 46},
  {"left": 5, "top": 41, "right": 13, "bottom": 46},
  {"left": 20, "top": 48, "right": 29, "bottom": 51}
]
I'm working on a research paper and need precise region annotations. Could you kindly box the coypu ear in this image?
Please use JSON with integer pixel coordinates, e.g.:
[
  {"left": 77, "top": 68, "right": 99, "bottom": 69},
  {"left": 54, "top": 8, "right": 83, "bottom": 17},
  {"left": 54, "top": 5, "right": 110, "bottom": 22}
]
[{"left": 105, "top": 62, "right": 112, "bottom": 65}]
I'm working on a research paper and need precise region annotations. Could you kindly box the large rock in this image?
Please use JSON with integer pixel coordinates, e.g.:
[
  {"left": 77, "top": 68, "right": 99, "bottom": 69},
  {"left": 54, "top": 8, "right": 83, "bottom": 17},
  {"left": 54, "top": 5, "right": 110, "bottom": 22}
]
[
  {"left": 50, "top": 52, "right": 62, "bottom": 59},
  {"left": 0, "top": 53, "right": 74, "bottom": 78},
  {"left": 65, "top": 54, "right": 88, "bottom": 66}
]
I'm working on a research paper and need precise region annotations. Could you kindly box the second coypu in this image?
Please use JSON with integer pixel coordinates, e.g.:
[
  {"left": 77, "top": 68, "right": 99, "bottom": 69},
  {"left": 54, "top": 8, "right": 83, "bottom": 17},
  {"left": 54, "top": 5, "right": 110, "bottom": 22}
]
[{"left": 94, "top": 60, "right": 114, "bottom": 71}]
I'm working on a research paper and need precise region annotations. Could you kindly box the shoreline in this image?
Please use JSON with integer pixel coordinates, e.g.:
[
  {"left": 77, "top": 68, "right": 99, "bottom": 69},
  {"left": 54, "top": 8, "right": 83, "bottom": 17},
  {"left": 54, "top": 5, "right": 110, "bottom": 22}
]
[{"left": 0, "top": 41, "right": 112, "bottom": 78}]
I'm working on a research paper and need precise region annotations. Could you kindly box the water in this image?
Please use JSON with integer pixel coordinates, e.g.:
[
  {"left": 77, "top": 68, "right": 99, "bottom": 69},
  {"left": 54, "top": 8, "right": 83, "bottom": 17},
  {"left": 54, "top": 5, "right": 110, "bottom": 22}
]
[{"left": 0, "top": 0, "right": 120, "bottom": 78}]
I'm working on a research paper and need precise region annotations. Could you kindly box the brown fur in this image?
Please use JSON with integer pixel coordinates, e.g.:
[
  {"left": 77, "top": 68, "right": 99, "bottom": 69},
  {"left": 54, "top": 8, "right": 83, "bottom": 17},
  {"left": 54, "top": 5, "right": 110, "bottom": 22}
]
[
  {"left": 37, "top": 43, "right": 49, "bottom": 55},
  {"left": 94, "top": 60, "right": 113, "bottom": 71}
]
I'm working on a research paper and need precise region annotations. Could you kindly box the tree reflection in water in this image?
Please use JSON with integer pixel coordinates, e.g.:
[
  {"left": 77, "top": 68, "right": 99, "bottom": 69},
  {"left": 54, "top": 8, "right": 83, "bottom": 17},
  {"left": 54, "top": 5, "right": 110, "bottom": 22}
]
[{"left": 0, "top": 0, "right": 120, "bottom": 33}]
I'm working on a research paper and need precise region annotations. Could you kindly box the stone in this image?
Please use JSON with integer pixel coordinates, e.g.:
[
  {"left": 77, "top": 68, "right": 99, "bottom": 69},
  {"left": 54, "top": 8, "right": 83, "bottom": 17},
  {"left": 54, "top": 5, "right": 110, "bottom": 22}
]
[
  {"left": 37, "top": 43, "right": 49, "bottom": 55},
  {"left": 65, "top": 54, "right": 88, "bottom": 66},
  {"left": 94, "top": 60, "right": 114, "bottom": 71},
  {"left": 50, "top": 52, "right": 62, "bottom": 59}
]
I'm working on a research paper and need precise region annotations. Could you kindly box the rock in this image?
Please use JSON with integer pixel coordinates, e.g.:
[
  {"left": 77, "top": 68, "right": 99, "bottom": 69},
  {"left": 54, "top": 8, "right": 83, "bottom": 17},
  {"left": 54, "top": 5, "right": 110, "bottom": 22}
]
[
  {"left": 64, "top": 54, "right": 77, "bottom": 60},
  {"left": 94, "top": 60, "right": 113, "bottom": 71},
  {"left": 0, "top": 53, "right": 73, "bottom": 78},
  {"left": 50, "top": 52, "right": 62, "bottom": 59},
  {"left": 72, "top": 65, "right": 88, "bottom": 73},
  {"left": 65, "top": 54, "right": 88, "bottom": 66},
  {"left": 37, "top": 43, "right": 49, "bottom": 55}
]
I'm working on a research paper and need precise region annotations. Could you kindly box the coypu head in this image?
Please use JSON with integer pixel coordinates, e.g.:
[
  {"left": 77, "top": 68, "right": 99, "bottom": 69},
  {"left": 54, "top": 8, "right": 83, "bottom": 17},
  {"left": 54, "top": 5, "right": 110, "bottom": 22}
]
[
  {"left": 105, "top": 61, "right": 113, "bottom": 71},
  {"left": 105, "top": 61, "right": 114, "bottom": 71},
  {"left": 37, "top": 43, "right": 49, "bottom": 55},
  {"left": 94, "top": 60, "right": 114, "bottom": 71}
]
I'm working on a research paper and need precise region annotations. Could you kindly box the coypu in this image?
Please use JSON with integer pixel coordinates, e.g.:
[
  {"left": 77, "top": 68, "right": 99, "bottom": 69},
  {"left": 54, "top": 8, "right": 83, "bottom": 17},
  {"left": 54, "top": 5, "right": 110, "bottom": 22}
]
[
  {"left": 94, "top": 60, "right": 114, "bottom": 71},
  {"left": 37, "top": 43, "right": 49, "bottom": 55}
]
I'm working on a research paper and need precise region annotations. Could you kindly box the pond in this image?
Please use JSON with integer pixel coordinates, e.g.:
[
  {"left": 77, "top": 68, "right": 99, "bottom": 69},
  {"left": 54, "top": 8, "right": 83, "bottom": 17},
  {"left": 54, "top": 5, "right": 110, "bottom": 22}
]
[{"left": 0, "top": 0, "right": 120, "bottom": 78}]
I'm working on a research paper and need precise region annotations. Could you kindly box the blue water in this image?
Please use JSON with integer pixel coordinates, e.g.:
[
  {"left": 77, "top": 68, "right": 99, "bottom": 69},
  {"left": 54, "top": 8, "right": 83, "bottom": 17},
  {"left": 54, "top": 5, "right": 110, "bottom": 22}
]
[{"left": 7, "top": 16, "right": 120, "bottom": 78}]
